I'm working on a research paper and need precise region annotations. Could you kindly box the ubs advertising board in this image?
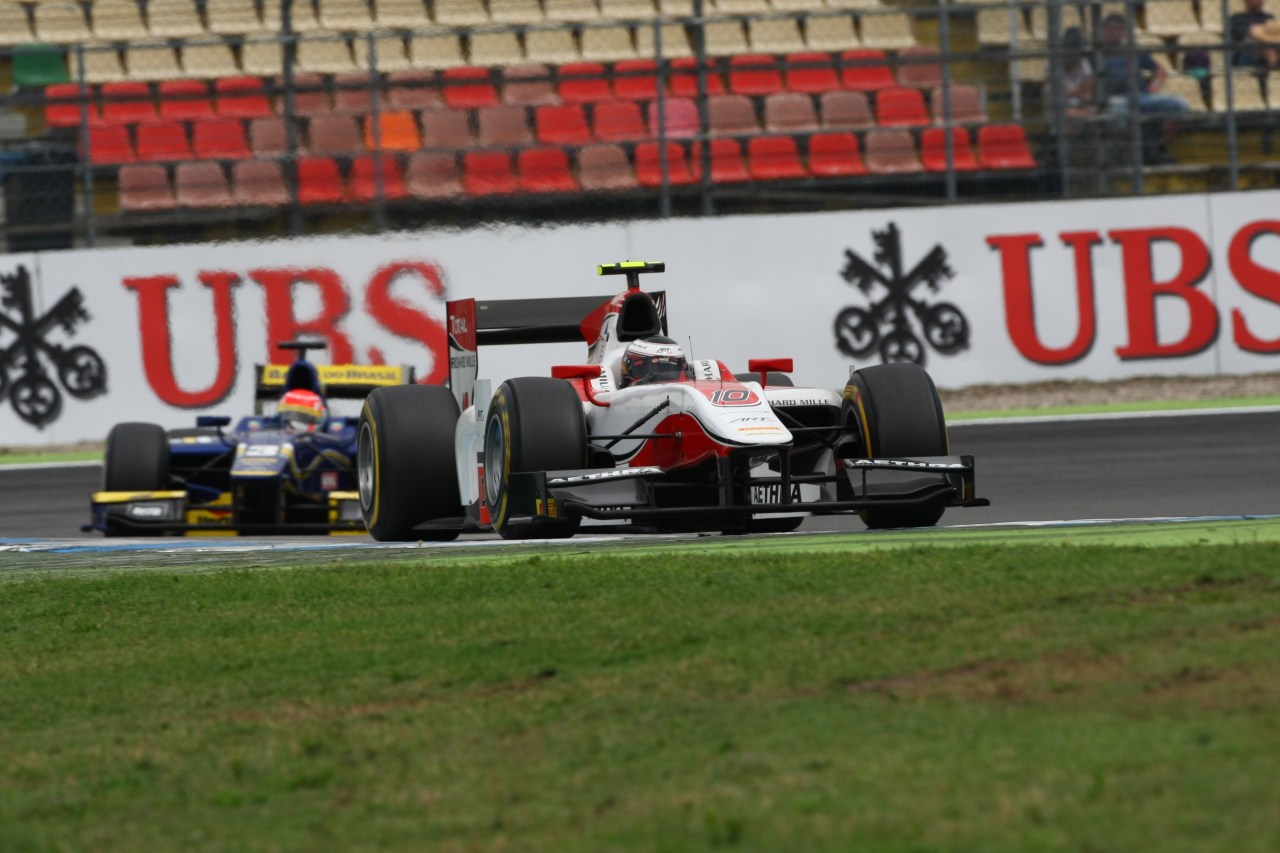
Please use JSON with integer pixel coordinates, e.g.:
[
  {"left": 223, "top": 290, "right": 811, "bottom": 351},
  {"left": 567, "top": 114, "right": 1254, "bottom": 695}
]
[{"left": 5, "top": 189, "right": 1280, "bottom": 445}]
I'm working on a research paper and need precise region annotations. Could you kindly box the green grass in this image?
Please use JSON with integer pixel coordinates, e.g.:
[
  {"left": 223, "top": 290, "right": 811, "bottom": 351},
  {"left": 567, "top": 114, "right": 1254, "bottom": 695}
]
[
  {"left": 0, "top": 450, "right": 102, "bottom": 465},
  {"left": 3, "top": 542, "right": 1279, "bottom": 851}
]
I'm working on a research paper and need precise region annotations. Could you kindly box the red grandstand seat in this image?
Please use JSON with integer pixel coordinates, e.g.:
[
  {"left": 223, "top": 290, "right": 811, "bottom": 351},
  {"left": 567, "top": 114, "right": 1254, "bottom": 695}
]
[
  {"left": 192, "top": 117, "right": 252, "bottom": 159},
  {"left": 84, "top": 125, "right": 135, "bottom": 164},
  {"left": 158, "top": 79, "right": 216, "bottom": 121},
  {"left": 335, "top": 72, "right": 385, "bottom": 114},
  {"left": 669, "top": 56, "right": 726, "bottom": 97},
  {"left": 534, "top": 103, "right": 592, "bottom": 145},
  {"left": 634, "top": 141, "right": 697, "bottom": 186},
  {"left": 807, "top": 131, "right": 868, "bottom": 177},
  {"left": 118, "top": 163, "right": 175, "bottom": 211},
  {"left": 232, "top": 159, "right": 290, "bottom": 206},
  {"left": 502, "top": 64, "right": 557, "bottom": 106},
  {"left": 421, "top": 108, "right": 475, "bottom": 149},
  {"left": 558, "top": 62, "right": 612, "bottom": 103},
  {"left": 977, "top": 123, "right": 1037, "bottom": 169},
  {"left": 296, "top": 156, "right": 347, "bottom": 204},
  {"left": 309, "top": 113, "right": 364, "bottom": 154},
  {"left": 783, "top": 52, "right": 840, "bottom": 95},
  {"left": 747, "top": 135, "right": 806, "bottom": 180},
  {"left": 441, "top": 66, "right": 499, "bottom": 109},
  {"left": 249, "top": 116, "right": 288, "bottom": 156},
  {"left": 920, "top": 126, "right": 979, "bottom": 172},
  {"left": 476, "top": 104, "right": 534, "bottom": 147},
  {"left": 763, "top": 92, "right": 818, "bottom": 132},
  {"left": 215, "top": 76, "right": 273, "bottom": 119},
  {"left": 708, "top": 94, "right": 759, "bottom": 136},
  {"left": 929, "top": 83, "right": 986, "bottom": 124},
  {"left": 864, "top": 127, "right": 923, "bottom": 174},
  {"left": 612, "top": 58, "right": 658, "bottom": 101},
  {"left": 647, "top": 96, "right": 700, "bottom": 138},
  {"left": 44, "top": 83, "right": 98, "bottom": 129},
  {"left": 578, "top": 143, "right": 639, "bottom": 191},
  {"left": 100, "top": 81, "right": 157, "bottom": 124},
  {"left": 462, "top": 150, "right": 518, "bottom": 195},
  {"left": 820, "top": 90, "right": 874, "bottom": 130},
  {"left": 387, "top": 69, "right": 443, "bottom": 110},
  {"left": 592, "top": 99, "right": 647, "bottom": 141},
  {"left": 728, "top": 53, "right": 783, "bottom": 97},
  {"left": 135, "top": 120, "right": 192, "bottom": 162},
  {"left": 517, "top": 146, "right": 579, "bottom": 193},
  {"left": 350, "top": 154, "right": 408, "bottom": 201},
  {"left": 407, "top": 151, "right": 465, "bottom": 199},
  {"left": 840, "top": 49, "right": 896, "bottom": 92},
  {"left": 691, "top": 138, "right": 751, "bottom": 183},
  {"left": 175, "top": 161, "right": 235, "bottom": 208},
  {"left": 276, "top": 73, "right": 332, "bottom": 116},
  {"left": 895, "top": 45, "right": 942, "bottom": 90},
  {"left": 875, "top": 86, "right": 930, "bottom": 127}
]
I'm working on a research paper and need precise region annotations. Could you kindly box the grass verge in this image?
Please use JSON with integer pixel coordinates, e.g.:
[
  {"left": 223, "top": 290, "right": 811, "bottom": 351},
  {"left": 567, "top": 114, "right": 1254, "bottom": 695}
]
[{"left": 3, "top": 541, "right": 1279, "bottom": 851}]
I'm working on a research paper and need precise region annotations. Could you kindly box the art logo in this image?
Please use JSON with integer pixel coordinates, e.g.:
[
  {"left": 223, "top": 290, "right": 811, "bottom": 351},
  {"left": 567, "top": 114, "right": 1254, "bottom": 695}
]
[
  {"left": 833, "top": 222, "right": 970, "bottom": 366},
  {"left": 0, "top": 265, "right": 107, "bottom": 428}
]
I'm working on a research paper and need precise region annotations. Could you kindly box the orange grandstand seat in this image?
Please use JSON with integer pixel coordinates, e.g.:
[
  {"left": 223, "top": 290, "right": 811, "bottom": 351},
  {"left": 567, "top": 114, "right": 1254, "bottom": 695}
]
[
  {"left": 535, "top": 102, "right": 593, "bottom": 144},
  {"left": 441, "top": 66, "right": 499, "bottom": 109},
  {"left": 783, "top": 51, "right": 841, "bottom": 95},
  {"left": 85, "top": 124, "right": 136, "bottom": 164},
  {"left": 592, "top": 98, "right": 647, "bottom": 141},
  {"left": 407, "top": 151, "right": 465, "bottom": 199},
  {"left": 518, "top": 146, "right": 580, "bottom": 192},
  {"left": 864, "top": 127, "right": 922, "bottom": 174},
  {"left": 350, "top": 154, "right": 409, "bottom": 201},
  {"left": 215, "top": 77, "right": 273, "bottom": 119},
  {"left": 118, "top": 163, "right": 175, "bottom": 210},
  {"left": 364, "top": 110, "right": 421, "bottom": 151},
  {"left": 691, "top": 138, "right": 751, "bottom": 183},
  {"left": 747, "top": 135, "right": 806, "bottom": 180},
  {"left": 669, "top": 56, "right": 726, "bottom": 97},
  {"left": 558, "top": 61, "right": 613, "bottom": 103},
  {"left": 875, "top": 86, "right": 930, "bottom": 127},
  {"left": 462, "top": 150, "right": 519, "bottom": 195},
  {"left": 647, "top": 96, "right": 700, "bottom": 138},
  {"left": 158, "top": 79, "right": 216, "bottom": 120},
  {"left": 296, "top": 155, "right": 347, "bottom": 203},
  {"left": 840, "top": 49, "right": 896, "bottom": 92},
  {"left": 820, "top": 89, "right": 874, "bottom": 130},
  {"left": 175, "top": 161, "right": 235, "bottom": 208},
  {"left": 192, "top": 117, "right": 252, "bottom": 159},
  {"left": 612, "top": 58, "right": 659, "bottom": 101},
  {"left": 135, "top": 119, "right": 192, "bottom": 161},
  {"left": 728, "top": 53, "right": 784, "bottom": 97},
  {"left": 44, "top": 84, "right": 98, "bottom": 129},
  {"left": 920, "top": 125, "right": 979, "bottom": 172},
  {"left": 577, "top": 143, "right": 639, "bottom": 190},
  {"left": 634, "top": 140, "right": 697, "bottom": 186},
  {"left": 807, "top": 131, "right": 869, "bottom": 177},
  {"left": 101, "top": 81, "right": 157, "bottom": 125},
  {"left": 977, "top": 123, "right": 1037, "bottom": 169}
]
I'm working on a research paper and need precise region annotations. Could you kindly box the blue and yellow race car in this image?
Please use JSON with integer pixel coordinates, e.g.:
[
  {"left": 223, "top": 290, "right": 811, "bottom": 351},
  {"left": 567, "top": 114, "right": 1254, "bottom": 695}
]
[{"left": 88, "top": 342, "right": 414, "bottom": 536}]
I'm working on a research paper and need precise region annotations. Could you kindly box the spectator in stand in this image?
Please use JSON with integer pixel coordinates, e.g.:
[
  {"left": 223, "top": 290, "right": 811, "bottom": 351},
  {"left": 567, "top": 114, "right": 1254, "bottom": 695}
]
[
  {"left": 1229, "top": 0, "right": 1279, "bottom": 70},
  {"left": 1060, "top": 27, "right": 1095, "bottom": 125},
  {"left": 1098, "top": 13, "right": 1187, "bottom": 164}
]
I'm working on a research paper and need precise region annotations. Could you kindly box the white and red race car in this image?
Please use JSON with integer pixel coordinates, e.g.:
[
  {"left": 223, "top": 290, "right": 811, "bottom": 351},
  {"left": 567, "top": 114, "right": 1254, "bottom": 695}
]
[{"left": 357, "top": 261, "right": 987, "bottom": 541}]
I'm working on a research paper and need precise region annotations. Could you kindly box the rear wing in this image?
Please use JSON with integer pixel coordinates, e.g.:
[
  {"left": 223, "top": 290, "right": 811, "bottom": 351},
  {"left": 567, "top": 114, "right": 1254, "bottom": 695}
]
[
  {"left": 446, "top": 292, "right": 667, "bottom": 410},
  {"left": 254, "top": 363, "right": 415, "bottom": 410}
]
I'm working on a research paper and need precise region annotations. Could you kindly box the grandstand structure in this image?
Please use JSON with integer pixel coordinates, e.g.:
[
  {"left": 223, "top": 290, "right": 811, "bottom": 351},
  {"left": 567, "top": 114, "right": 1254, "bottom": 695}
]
[{"left": 0, "top": 0, "right": 1272, "bottom": 249}]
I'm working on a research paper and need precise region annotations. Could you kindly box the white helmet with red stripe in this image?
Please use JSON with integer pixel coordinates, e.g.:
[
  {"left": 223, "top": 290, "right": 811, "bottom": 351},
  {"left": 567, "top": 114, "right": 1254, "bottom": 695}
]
[{"left": 620, "top": 336, "right": 687, "bottom": 387}]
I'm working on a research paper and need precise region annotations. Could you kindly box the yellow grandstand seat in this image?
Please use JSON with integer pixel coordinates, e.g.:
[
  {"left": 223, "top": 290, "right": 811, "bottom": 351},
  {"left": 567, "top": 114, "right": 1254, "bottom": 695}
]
[
  {"left": 636, "top": 22, "right": 693, "bottom": 59},
  {"left": 353, "top": 32, "right": 414, "bottom": 72},
  {"left": 320, "top": 0, "right": 377, "bottom": 30},
  {"left": 469, "top": 31, "right": 526, "bottom": 66},
  {"left": 181, "top": 41, "right": 242, "bottom": 78},
  {"left": 858, "top": 11, "right": 916, "bottom": 50},
  {"left": 804, "top": 13, "right": 861, "bottom": 51},
  {"left": 75, "top": 43, "right": 129, "bottom": 84},
  {"left": 147, "top": 0, "right": 208, "bottom": 38},
  {"left": 410, "top": 32, "right": 466, "bottom": 68},
  {"left": 976, "top": 6, "right": 1033, "bottom": 48},
  {"left": 581, "top": 24, "right": 639, "bottom": 62},
  {"left": 298, "top": 33, "right": 360, "bottom": 75},
  {"left": 35, "top": 3, "right": 93, "bottom": 44},
  {"left": 433, "top": 0, "right": 490, "bottom": 25},
  {"left": 704, "top": 19, "right": 749, "bottom": 56},
  {"left": 545, "top": 0, "right": 601, "bottom": 21},
  {"left": 376, "top": 0, "right": 430, "bottom": 26},
  {"left": 490, "top": 0, "right": 545, "bottom": 23},
  {"left": 1143, "top": 0, "right": 1203, "bottom": 39},
  {"left": 262, "top": 0, "right": 324, "bottom": 31},
  {"left": 207, "top": 0, "right": 266, "bottom": 34},
  {"left": 748, "top": 18, "right": 806, "bottom": 54},
  {"left": 600, "top": 0, "right": 656, "bottom": 19},
  {"left": 1211, "top": 71, "right": 1267, "bottom": 111},
  {"left": 92, "top": 0, "right": 150, "bottom": 41},
  {"left": 1161, "top": 71, "right": 1208, "bottom": 111},
  {"left": 524, "top": 28, "right": 581, "bottom": 64},
  {"left": 126, "top": 40, "right": 185, "bottom": 81},
  {"left": 715, "top": 0, "right": 769, "bottom": 12},
  {"left": 241, "top": 37, "right": 286, "bottom": 76},
  {"left": 0, "top": 2, "right": 35, "bottom": 46}
]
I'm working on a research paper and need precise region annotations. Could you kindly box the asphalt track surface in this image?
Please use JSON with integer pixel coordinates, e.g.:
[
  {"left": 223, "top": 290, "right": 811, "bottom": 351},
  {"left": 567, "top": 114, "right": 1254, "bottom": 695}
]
[{"left": 3, "top": 409, "right": 1279, "bottom": 543}]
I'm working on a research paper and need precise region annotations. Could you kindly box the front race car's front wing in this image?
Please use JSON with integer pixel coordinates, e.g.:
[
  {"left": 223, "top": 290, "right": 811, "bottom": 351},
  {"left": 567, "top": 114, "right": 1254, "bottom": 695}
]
[
  {"left": 86, "top": 489, "right": 366, "bottom": 535},
  {"left": 500, "top": 453, "right": 988, "bottom": 529}
]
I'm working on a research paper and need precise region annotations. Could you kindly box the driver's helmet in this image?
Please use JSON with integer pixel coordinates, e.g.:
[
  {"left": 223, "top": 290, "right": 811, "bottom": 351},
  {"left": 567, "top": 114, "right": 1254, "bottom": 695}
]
[
  {"left": 279, "top": 388, "right": 327, "bottom": 433},
  {"left": 620, "top": 336, "right": 687, "bottom": 387}
]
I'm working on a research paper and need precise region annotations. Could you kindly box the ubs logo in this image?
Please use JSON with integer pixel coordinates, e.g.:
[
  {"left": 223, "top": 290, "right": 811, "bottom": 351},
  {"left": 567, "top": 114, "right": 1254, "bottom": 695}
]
[{"left": 834, "top": 222, "right": 970, "bottom": 366}]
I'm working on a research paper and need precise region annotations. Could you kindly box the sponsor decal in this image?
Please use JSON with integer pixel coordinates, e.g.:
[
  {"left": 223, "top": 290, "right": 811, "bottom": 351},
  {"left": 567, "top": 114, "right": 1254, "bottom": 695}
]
[
  {"left": 0, "top": 264, "right": 107, "bottom": 429},
  {"left": 549, "top": 466, "right": 663, "bottom": 485},
  {"left": 243, "top": 444, "right": 281, "bottom": 457},
  {"left": 771, "top": 398, "right": 832, "bottom": 407},
  {"left": 729, "top": 416, "right": 773, "bottom": 423},
  {"left": 849, "top": 459, "right": 968, "bottom": 470},
  {"left": 751, "top": 483, "right": 804, "bottom": 504},
  {"left": 321, "top": 471, "right": 339, "bottom": 491},
  {"left": 702, "top": 386, "right": 761, "bottom": 407},
  {"left": 834, "top": 222, "right": 970, "bottom": 367}
]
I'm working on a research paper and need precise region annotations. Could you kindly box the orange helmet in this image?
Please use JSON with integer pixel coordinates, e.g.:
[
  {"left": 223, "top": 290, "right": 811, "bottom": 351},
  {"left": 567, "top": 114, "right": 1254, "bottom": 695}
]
[{"left": 280, "top": 389, "right": 326, "bottom": 433}]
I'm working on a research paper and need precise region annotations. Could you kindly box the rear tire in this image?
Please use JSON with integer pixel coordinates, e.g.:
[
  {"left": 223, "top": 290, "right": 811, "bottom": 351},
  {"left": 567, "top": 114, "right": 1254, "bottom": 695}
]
[
  {"left": 359, "top": 385, "right": 462, "bottom": 542},
  {"left": 842, "top": 363, "right": 949, "bottom": 530},
  {"left": 484, "top": 377, "right": 586, "bottom": 540}
]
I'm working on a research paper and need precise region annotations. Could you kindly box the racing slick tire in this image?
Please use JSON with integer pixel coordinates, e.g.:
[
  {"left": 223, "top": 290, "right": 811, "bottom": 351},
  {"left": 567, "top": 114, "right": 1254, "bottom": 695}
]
[
  {"left": 359, "top": 385, "right": 462, "bottom": 542},
  {"left": 484, "top": 377, "right": 586, "bottom": 540},
  {"left": 842, "top": 362, "right": 949, "bottom": 530},
  {"left": 102, "top": 422, "right": 171, "bottom": 537},
  {"left": 737, "top": 371, "right": 794, "bottom": 388}
]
